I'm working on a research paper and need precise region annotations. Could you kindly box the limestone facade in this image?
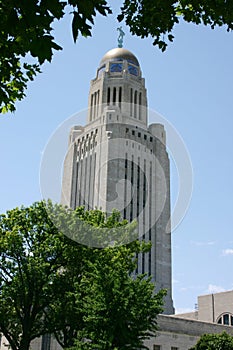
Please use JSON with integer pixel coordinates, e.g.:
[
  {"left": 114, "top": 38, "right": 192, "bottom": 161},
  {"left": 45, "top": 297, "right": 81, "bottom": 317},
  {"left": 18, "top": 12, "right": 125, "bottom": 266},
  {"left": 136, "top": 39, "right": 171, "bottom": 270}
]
[
  {"left": 146, "top": 314, "right": 233, "bottom": 350},
  {"left": 61, "top": 48, "right": 174, "bottom": 314},
  {"left": 2, "top": 312, "right": 233, "bottom": 350},
  {"left": 176, "top": 290, "right": 233, "bottom": 325}
]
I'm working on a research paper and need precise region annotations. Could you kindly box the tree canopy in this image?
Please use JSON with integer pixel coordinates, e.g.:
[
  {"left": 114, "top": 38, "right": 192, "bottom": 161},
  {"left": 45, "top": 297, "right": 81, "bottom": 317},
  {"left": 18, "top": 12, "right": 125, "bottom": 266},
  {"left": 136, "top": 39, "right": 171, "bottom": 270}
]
[
  {"left": 189, "top": 332, "right": 233, "bottom": 350},
  {"left": 1, "top": 0, "right": 233, "bottom": 113},
  {"left": 0, "top": 201, "right": 165, "bottom": 350}
]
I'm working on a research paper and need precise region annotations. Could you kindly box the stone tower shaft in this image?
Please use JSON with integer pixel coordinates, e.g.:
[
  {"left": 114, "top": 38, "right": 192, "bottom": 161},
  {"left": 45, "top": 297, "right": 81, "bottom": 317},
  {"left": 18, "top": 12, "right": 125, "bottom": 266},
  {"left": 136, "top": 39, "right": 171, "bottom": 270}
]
[{"left": 61, "top": 47, "right": 174, "bottom": 314}]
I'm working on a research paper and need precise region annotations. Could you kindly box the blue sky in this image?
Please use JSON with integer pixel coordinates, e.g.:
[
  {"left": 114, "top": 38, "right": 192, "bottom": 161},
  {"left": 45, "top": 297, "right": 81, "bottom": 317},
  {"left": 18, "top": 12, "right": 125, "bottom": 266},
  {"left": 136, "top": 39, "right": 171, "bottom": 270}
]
[{"left": 1, "top": 3, "right": 233, "bottom": 313}]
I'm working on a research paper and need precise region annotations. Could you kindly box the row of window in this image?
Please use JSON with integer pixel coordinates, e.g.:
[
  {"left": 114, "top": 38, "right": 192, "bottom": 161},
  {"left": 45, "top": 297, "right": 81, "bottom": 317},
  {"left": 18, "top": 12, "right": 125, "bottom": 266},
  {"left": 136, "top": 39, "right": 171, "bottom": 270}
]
[
  {"left": 76, "top": 132, "right": 154, "bottom": 157},
  {"left": 97, "top": 61, "right": 139, "bottom": 78},
  {"left": 130, "top": 88, "right": 142, "bottom": 120},
  {"left": 76, "top": 130, "right": 98, "bottom": 157},
  {"left": 90, "top": 91, "right": 100, "bottom": 121},
  {"left": 126, "top": 127, "right": 153, "bottom": 142},
  {"left": 90, "top": 86, "right": 144, "bottom": 120},
  {"left": 73, "top": 154, "right": 97, "bottom": 210},
  {"left": 123, "top": 153, "right": 153, "bottom": 276},
  {"left": 109, "top": 62, "right": 139, "bottom": 76},
  {"left": 125, "top": 140, "right": 153, "bottom": 153},
  {"left": 77, "top": 142, "right": 97, "bottom": 157},
  {"left": 107, "top": 86, "right": 122, "bottom": 107},
  {"left": 76, "top": 129, "right": 98, "bottom": 145},
  {"left": 106, "top": 86, "right": 143, "bottom": 120}
]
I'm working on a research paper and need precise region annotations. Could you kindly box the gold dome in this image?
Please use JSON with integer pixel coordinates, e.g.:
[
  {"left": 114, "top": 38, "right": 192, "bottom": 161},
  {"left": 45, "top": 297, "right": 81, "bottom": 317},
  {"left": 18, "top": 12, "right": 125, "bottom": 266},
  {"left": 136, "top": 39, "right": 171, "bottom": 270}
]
[{"left": 99, "top": 48, "right": 139, "bottom": 67}]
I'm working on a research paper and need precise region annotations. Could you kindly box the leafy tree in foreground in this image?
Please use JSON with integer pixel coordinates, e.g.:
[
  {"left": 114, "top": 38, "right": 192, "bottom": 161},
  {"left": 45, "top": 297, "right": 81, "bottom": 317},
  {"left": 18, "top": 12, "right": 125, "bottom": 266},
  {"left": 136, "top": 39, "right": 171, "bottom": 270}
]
[
  {"left": 44, "top": 203, "right": 166, "bottom": 350},
  {"left": 0, "top": 202, "right": 54, "bottom": 350},
  {"left": 44, "top": 204, "right": 141, "bottom": 349},
  {"left": 189, "top": 332, "right": 233, "bottom": 350},
  {"left": 0, "top": 201, "right": 83, "bottom": 350},
  {"left": 73, "top": 247, "right": 165, "bottom": 350},
  {"left": 0, "top": 201, "right": 165, "bottom": 350},
  {"left": 1, "top": 0, "right": 233, "bottom": 113}
]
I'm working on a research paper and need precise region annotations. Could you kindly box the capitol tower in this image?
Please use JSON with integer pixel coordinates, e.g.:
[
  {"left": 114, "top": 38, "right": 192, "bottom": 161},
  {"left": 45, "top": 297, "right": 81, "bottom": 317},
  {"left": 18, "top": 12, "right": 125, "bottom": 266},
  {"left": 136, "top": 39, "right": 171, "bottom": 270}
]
[{"left": 61, "top": 46, "right": 174, "bottom": 314}]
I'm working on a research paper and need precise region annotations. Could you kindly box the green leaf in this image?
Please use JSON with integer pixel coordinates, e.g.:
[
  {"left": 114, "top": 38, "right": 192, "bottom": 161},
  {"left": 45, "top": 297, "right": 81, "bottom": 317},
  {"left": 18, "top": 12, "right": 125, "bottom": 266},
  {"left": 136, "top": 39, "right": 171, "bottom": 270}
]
[
  {"left": 72, "top": 11, "right": 81, "bottom": 43},
  {"left": 117, "top": 13, "right": 124, "bottom": 22},
  {"left": 168, "top": 34, "right": 174, "bottom": 42}
]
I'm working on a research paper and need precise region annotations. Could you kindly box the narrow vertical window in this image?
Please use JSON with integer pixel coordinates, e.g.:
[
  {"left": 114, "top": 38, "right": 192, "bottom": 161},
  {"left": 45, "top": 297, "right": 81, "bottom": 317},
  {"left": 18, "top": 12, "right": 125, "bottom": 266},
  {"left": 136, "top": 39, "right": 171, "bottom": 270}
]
[
  {"left": 87, "top": 154, "right": 92, "bottom": 210},
  {"left": 79, "top": 159, "right": 83, "bottom": 206},
  {"left": 137, "top": 157, "right": 140, "bottom": 217},
  {"left": 74, "top": 162, "right": 79, "bottom": 208},
  {"left": 107, "top": 87, "right": 110, "bottom": 105},
  {"left": 130, "top": 88, "right": 133, "bottom": 116},
  {"left": 92, "top": 153, "right": 96, "bottom": 208},
  {"left": 90, "top": 94, "right": 94, "bottom": 121},
  {"left": 130, "top": 155, "right": 134, "bottom": 221},
  {"left": 83, "top": 157, "right": 88, "bottom": 206},
  {"left": 94, "top": 92, "right": 97, "bottom": 119},
  {"left": 148, "top": 233, "right": 151, "bottom": 276},
  {"left": 96, "top": 90, "right": 100, "bottom": 118},
  {"left": 143, "top": 159, "right": 146, "bottom": 226},
  {"left": 142, "top": 251, "right": 145, "bottom": 274},
  {"left": 113, "top": 87, "right": 116, "bottom": 105},
  {"left": 149, "top": 162, "right": 152, "bottom": 276},
  {"left": 97, "top": 90, "right": 100, "bottom": 107},
  {"left": 41, "top": 334, "right": 51, "bottom": 350},
  {"left": 119, "top": 86, "right": 122, "bottom": 108},
  {"left": 134, "top": 90, "right": 137, "bottom": 118},
  {"left": 124, "top": 153, "right": 128, "bottom": 219},
  {"left": 139, "top": 92, "right": 142, "bottom": 120}
]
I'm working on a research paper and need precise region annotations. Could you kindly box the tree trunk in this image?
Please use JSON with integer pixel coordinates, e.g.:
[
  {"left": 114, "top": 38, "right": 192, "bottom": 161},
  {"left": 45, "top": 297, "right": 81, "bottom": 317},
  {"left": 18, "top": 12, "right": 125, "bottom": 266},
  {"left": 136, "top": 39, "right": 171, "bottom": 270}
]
[{"left": 18, "top": 337, "right": 31, "bottom": 350}]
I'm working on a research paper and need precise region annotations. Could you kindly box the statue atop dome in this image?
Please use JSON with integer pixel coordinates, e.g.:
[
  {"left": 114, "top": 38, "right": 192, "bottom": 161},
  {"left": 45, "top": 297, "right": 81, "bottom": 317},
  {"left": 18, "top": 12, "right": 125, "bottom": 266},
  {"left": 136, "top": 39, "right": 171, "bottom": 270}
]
[{"left": 117, "top": 26, "right": 125, "bottom": 48}]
